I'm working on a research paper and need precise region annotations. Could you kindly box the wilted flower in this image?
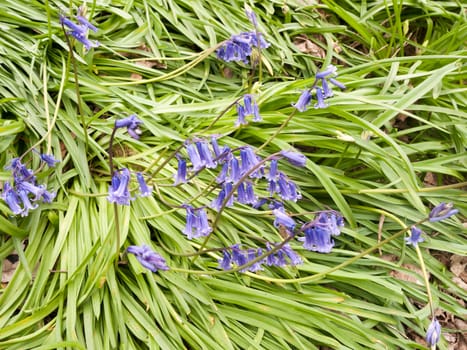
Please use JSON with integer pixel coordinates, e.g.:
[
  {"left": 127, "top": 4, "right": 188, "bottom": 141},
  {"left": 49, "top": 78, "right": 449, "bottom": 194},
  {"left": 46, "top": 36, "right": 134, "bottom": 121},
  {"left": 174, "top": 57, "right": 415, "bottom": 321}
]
[
  {"left": 127, "top": 245, "right": 169, "bottom": 272},
  {"left": 425, "top": 318, "right": 441, "bottom": 347},
  {"left": 115, "top": 114, "right": 143, "bottom": 140},
  {"left": 429, "top": 202, "right": 458, "bottom": 222},
  {"left": 405, "top": 226, "right": 424, "bottom": 246}
]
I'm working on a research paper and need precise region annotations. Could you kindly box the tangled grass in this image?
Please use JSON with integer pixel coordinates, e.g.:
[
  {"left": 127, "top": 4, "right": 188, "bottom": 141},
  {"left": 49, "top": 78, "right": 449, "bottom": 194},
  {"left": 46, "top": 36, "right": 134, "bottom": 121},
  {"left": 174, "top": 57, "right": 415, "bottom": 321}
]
[{"left": 0, "top": 0, "right": 465, "bottom": 349}]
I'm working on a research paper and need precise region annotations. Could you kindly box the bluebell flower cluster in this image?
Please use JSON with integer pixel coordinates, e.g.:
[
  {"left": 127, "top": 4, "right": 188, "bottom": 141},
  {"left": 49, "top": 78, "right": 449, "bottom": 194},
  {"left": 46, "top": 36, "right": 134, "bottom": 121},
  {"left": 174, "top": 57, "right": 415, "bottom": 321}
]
[
  {"left": 218, "top": 242, "right": 302, "bottom": 272},
  {"left": 60, "top": 10, "right": 99, "bottom": 51},
  {"left": 236, "top": 94, "right": 261, "bottom": 126},
  {"left": 107, "top": 168, "right": 152, "bottom": 205},
  {"left": 127, "top": 245, "right": 169, "bottom": 272},
  {"left": 293, "top": 65, "right": 346, "bottom": 111},
  {"left": 2, "top": 156, "right": 57, "bottom": 217},
  {"left": 216, "top": 31, "right": 269, "bottom": 64},
  {"left": 299, "top": 211, "right": 344, "bottom": 253}
]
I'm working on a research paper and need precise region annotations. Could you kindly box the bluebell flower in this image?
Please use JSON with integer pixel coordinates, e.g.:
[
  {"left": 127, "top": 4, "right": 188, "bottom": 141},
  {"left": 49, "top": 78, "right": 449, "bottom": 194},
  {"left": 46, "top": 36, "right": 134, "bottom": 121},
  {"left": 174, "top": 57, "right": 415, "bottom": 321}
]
[
  {"left": 231, "top": 244, "right": 248, "bottom": 270},
  {"left": 196, "top": 141, "right": 217, "bottom": 168},
  {"left": 212, "top": 182, "right": 235, "bottom": 211},
  {"left": 2, "top": 183, "right": 23, "bottom": 215},
  {"left": 115, "top": 114, "right": 143, "bottom": 140},
  {"left": 245, "top": 7, "right": 258, "bottom": 27},
  {"left": 40, "top": 154, "right": 60, "bottom": 167},
  {"left": 60, "top": 13, "right": 99, "bottom": 50},
  {"left": 267, "top": 159, "right": 278, "bottom": 180},
  {"left": 235, "top": 104, "right": 248, "bottom": 126},
  {"left": 17, "top": 189, "right": 38, "bottom": 216},
  {"left": 17, "top": 181, "right": 46, "bottom": 201},
  {"left": 240, "top": 147, "right": 262, "bottom": 178},
  {"left": 265, "top": 242, "right": 302, "bottom": 267},
  {"left": 246, "top": 248, "right": 263, "bottom": 272},
  {"left": 237, "top": 181, "right": 257, "bottom": 205},
  {"left": 314, "top": 87, "right": 328, "bottom": 109},
  {"left": 299, "top": 212, "right": 344, "bottom": 253},
  {"left": 280, "top": 150, "right": 307, "bottom": 167},
  {"left": 273, "top": 208, "right": 295, "bottom": 231},
  {"left": 174, "top": 154, "right": 187, "bottom": 185},
  {"left": 216, "top": 31, "right": 269, "bottom": 64},
  {"left": 429, "top": 202, "right": 458, "bottom": 222},
  {"left": 405, "top": 226, "right": 424, "bottom": 246},
  {"left": 211, "top": 136, "right": 222, "bottom": 159},
  {"left": 426, "top": 318, "right": 441, "bottom": 347},
  {"left": 216, "top": 162, "right": 229, "bottom": 184},
  {"left": 186, "top": 143, "right": 204, "bottom": 172},
  {"left": 226, "top": 156, "right": 241, "bottom": 183},
  {"left": 127, "top": 245, "right": 169, "bottom": 272},
  {"left": 107, "top": 168, "right": 132, "bottom": 205},
  {"left": 183, "top": 206, "right": 212, "bottom": 239},
  {"left": 136, "top": 172, "right": 152, "bottom": 197},
  {"left": 329, "top": 78, "right": 346, "bottom": 90},
  {"left": 276, "top": 172, "right": 301, "bottom": 201},
  {"left": 281, "top": 244, "right": 303, "bottom": 266},
  {"left": 315, "top": 65, "right": 337, "bottom": 79},
  {"left": 218, "top": 250, "right": 232, "bottom": 270},
  {"left": 292, "top": 90, "right": 312, "bottom": 112}
]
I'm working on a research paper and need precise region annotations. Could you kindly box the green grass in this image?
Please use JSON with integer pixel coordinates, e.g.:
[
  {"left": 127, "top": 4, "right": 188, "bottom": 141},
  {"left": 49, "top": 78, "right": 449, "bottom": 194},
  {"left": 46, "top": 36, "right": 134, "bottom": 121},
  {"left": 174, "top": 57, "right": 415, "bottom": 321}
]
[{"left": 0, "top": 0, "right": 466, "bottom": 349}]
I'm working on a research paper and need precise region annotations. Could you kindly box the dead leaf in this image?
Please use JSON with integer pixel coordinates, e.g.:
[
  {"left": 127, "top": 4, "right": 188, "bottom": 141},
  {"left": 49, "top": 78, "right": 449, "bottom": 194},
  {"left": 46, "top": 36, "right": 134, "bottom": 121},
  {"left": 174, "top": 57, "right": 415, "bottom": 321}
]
[
  {"left": 293, "top": 35, "right": 325, "bottom": 58},
  {"left": 390, "top": 263, "right": 427, "bottom": 285}
]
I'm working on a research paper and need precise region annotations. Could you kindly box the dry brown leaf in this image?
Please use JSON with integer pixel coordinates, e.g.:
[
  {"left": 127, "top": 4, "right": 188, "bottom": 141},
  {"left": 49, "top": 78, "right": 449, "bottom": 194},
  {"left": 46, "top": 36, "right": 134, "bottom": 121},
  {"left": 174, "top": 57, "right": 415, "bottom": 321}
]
[
  {"left": 390, "top": 263, "right": 426, "bottom": 285},
  {"left": 1, "top": 258, "right": 18, "bottom": 284},
  {"left": 293, "top": 35, "right": 326, "bottom": 58}
]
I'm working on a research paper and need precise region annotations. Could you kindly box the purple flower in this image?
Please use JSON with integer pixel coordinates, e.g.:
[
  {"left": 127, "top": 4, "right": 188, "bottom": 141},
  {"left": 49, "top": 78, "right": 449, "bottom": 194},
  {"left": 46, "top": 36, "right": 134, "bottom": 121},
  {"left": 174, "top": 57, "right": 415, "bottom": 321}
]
[
  {"left": 212, "top": 182, "right": 235, "bottom": 211},
  {"left": 267, "top": 159, "right": 278, "bottom": 180},
  {"left": 240, "top": 147, "right": 261, "bottom": 178},
  {"left": 186, "top": 143, "right": 203, "bottom": 172},
  {"left": 315, "top": 65, "right": 337, "bottom": 79},
  {"left": 321, "top": 78, "right": 333, "bottom": 98},
  {"left": 174, "top": 155, "right": 187, "bottom": 185},
  {"left": 136, "top": 172, "right": 152, "bottom": 197},
  {"left": 2, "top": 183, "right": 23, "bottom": 215},
  {"left": 280, "top": 150, "right": 307, "bottom": 167},
  {"left": 60, "top": 13, "right": 99, "bottom": 50},
  {"left": 405, "top": 226, "right": 424, "bottom": 246},
  {"left": 196, "top": 141, "right": 217, "bottom": 168},
  {"left": 246, "top": 248, "right": 263, "bottom": 272},
  {"left": 292, "top": 90, "right": 312, "bottom": 112},
  {"left": 40, "top": 154, "right": 59, "bottom": 167},
  {"left": 265, "top": 242, "right": 302, "bottom": 267},
  {"left": 429, "top": 202, "right": 458, "bottom": 222},
  {"left": 235, "top": 104, "right": 248, "bottom": 126},
  {"left": 276, "top": 173, "right": 301, "bottom": 201},
  {"left": 216, "top": 31, "right": 269, "bottom": 64},
  {"left": 115, "top": 115, "right": 143, "bottom": 140},
  {"left": 426, "top": 318, "right": 441, "bottom": 347},
  {"left": 281, "top": 244, "right": 302, "bottom": 266},
  {"left": 237, "top": 181, "right": 257, "bottom": 205},
  {"left": 211, "top": 136, "right": 222, "bottom": 159},
  {"left": 226, "top": 156, "right": 241, "bottom": 183},
  {"left": 218, "top": 250, "right": 232, "bottom": 270},
  {"left": 127, "top": 245, "right": 169, "bottom": 272},
  {"left": 314, "top": 87, "right": 328, "bottom": 109},
  {"left": 231, "top": 244, "right": 248, "bottom": 270},
  {"left": 329, "top": 78, "right": 346, "bottom": 90},
  {"left": 245, "top": 7, "right": 258, "bottom": 27},
  {"left": 183, "top": 206, "right": 212, "bottom": 239},
  {"left": 273, "top": 209, "right": 295, "bottom": 230},
  {"left": 299, "top": 212, "right": 344, "bottom": 253},
  {"left": 107, "top": 168, "right": 132, "bottom": 205}
]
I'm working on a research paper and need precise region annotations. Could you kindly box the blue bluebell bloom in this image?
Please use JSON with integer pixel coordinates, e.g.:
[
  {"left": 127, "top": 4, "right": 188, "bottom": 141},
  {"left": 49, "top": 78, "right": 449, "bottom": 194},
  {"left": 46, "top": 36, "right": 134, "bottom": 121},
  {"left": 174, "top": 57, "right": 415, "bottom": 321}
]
[
  {"left": 115, "top": 114, "right": 143, "bottom": 140},
  {"left": 314, "top": 87, "right": 328, "bottom": 109},
  {"left": 273, "top": 208, "right": 295, "bottom": 231},
  {"left": 425, "top": 318, "right": 441, "bottom": 347},
  {"left": 292, "top": 90, "right": 312, "bottom": 112},
  {"left": 405, "top": 226, "right": 424, "bottom": 246},
  {"left": 299, "top": 212, "right": 344, "bottom": 253},
  {"left": 40, "top": 153, "right": 60, "bottom": 167},
  {"left": 107, "top": 168, "right": 132, "bottom": 205},
  {"left": 216, "top": 31, "right": 269, "bottom": 64},
  {"left": 245, "top": 7, "right": 258, "bottom": 27},
  {"left": 280, "top": 150, "right": 307, "bottom": 167},
  {"left": 429, "top": 202, "right": 458, "bottom": 222},
  {"left": 182, "top": 205, "right": 212, "bottom": 239},
  {"left": 60, "top": 13, "right": 99, "bottom": 50},
  {"left": 136, "top": 172, "right": 152, "bottom": 197},
  {"left": 174, "top": 154, "right": 188, "bottom": 185},
  {"left": 235, "top": 94, "right": 261, "bottom": 126},
  {"left": 127, "top": 245, "right": 169, "bottom": 272}
]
